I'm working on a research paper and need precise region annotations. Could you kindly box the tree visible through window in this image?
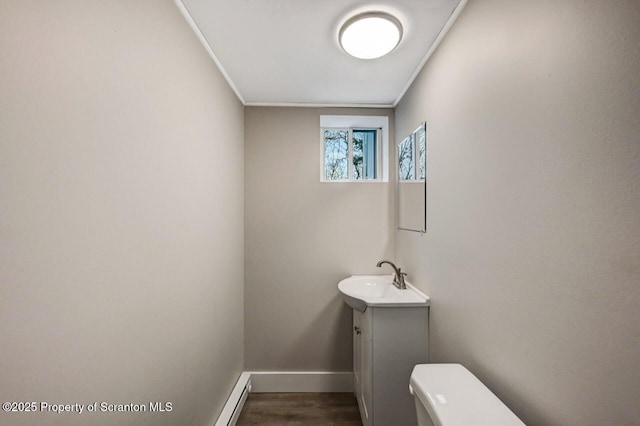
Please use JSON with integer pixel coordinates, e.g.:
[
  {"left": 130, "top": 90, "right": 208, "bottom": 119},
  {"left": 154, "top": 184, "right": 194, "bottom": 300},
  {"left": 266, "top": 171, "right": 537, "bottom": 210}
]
[
  {"left": 324, "top": 130, "right": 349, "bottom": 180},
  {"left": 353, "top": 130, "right": 377, "bottom": 180},
  {"left": 323, "top": 128, "right": 379, "bottom": 181}
]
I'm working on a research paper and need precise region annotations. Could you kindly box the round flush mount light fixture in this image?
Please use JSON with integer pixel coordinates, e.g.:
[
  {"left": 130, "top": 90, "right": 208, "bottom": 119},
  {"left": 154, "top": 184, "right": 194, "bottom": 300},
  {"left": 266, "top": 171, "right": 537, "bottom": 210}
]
[{"left": 339, "top": 12, "right": 403, "bottom": 59}]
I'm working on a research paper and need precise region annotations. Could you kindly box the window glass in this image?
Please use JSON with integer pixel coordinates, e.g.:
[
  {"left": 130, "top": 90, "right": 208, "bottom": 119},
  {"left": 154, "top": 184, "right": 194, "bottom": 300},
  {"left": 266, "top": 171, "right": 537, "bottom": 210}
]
[
  {"left": 324, "top": 129, "right": 349, "bottom": 180},
  {"left": 353, "top": 130, "right": 377, "bottom": 180}
]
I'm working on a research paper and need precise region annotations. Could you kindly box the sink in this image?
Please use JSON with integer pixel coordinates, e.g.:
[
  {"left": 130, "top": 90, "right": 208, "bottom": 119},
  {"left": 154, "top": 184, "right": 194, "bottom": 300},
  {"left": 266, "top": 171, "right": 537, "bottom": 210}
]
[{"left": 338, "top": 275, "right": 430, "bottom": 312}]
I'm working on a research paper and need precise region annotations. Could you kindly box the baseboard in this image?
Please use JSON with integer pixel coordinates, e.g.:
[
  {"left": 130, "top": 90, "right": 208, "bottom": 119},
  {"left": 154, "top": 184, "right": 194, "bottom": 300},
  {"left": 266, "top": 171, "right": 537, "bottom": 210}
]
[
  {"left": 247, "top": 371, "right": 354, "bottom": 393},
  {"left": 214, "top": 372, "right": 252, "bottom": 426},
  {"left": 214, "top": 371, "right": 354, "bottom": 425}
]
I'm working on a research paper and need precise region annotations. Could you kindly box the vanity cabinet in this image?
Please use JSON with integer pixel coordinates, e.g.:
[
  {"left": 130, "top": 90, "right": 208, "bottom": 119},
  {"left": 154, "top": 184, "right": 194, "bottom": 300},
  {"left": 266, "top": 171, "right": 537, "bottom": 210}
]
[{"left": 352, "top": 306, "right": 428, "bottom": 426}]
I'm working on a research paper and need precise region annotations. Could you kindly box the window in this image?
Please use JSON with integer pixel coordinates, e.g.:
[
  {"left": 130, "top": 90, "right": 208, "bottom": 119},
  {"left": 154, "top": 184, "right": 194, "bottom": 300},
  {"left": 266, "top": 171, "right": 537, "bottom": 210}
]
[
  {"left": 320, "top": 115, "right": 389, "bottom": 182},
  {"left": 322, "top": 128, "right": 379, "bottom": 181}
]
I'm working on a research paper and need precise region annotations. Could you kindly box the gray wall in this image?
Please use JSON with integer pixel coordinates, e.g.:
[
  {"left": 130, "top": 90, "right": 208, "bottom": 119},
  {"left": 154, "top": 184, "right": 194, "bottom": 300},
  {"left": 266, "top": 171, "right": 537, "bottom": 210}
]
[
  {"left": 244, "top": 107, "right": 394, "bottom": 371},
  {"left": 395, "top": 0, "right": 640, "bottom": 425},
  {"left": 0, "top": 1, "right": 244, "bottom": 425}
]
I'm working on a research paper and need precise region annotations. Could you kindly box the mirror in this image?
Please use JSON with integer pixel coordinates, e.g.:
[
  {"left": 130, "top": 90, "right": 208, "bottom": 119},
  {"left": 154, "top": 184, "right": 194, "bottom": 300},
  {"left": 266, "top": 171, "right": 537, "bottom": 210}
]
[{"left": 396, "top": 122, "right": 426, "bottom": 233}]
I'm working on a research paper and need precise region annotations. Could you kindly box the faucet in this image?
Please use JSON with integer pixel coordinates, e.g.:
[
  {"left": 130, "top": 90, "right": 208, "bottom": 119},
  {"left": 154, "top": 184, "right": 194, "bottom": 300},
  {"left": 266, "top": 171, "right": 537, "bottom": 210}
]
[{"left": 376, "top": 260, "right": 407, "bottom": 290}]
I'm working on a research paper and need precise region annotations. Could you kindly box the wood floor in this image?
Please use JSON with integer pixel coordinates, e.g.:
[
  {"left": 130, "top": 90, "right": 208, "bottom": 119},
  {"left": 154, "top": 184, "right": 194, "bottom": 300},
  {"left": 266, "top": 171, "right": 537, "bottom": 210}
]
[{"left": 236, "top": 393, "right": 362, "bottom": 426}]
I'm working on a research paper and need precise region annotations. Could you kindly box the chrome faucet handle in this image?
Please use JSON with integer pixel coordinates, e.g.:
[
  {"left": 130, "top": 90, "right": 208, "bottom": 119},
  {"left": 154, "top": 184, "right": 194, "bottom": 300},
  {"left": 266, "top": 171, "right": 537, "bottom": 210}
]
[{"left": 397, "top": 271, "right": 407, "bottom": 289}]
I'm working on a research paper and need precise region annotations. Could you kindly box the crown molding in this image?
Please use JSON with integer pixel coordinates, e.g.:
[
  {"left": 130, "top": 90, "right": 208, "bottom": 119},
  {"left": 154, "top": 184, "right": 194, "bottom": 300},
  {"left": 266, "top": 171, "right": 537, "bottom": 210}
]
[
  {"left": 244, "top": 102, "right": 394, "bottom": 109},
  {"left": 392, "top": 0, "right": 468, "bottom": 107},
  {"left": 175, "top": 0, "right": 467, "bottom": 110},
  {"left": 174, "top": 0, "right": 246, "bottom": 105}
]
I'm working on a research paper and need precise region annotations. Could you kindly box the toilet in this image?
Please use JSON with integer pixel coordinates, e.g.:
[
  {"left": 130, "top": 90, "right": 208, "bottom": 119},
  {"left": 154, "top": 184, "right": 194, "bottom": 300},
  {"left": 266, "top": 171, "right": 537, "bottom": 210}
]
[{"left": 409, "top": 364, "right": 525, "bottom": 426}]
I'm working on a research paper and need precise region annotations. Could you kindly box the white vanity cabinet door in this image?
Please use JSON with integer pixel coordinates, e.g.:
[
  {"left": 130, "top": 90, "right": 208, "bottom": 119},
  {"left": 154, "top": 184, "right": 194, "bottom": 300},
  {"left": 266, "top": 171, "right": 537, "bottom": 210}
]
[
  {"left": 361, "top": 309, "right": 373, "bottom": 426},
  {"left": 353, "top": 309, "right": 374, "bottom": 426},
  {"left": 353, "top": 306, "right": 428, "bottom": 426},
  {"left": 353, "top": 310, "right": 361, "bottom": 400}
]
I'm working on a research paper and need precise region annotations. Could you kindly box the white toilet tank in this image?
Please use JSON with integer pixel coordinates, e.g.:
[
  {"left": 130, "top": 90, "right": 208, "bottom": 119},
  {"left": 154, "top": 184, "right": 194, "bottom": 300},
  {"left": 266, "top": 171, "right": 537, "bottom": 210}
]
[{"left": 409, "top": 364, "right": 525, "bottom": 426}]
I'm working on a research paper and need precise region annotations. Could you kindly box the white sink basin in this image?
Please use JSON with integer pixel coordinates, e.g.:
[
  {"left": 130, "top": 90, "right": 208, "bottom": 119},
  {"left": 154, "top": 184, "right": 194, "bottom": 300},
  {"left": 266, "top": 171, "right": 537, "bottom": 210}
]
[{"left": 338, "top": 275, "right": 430, "bottom": 312}]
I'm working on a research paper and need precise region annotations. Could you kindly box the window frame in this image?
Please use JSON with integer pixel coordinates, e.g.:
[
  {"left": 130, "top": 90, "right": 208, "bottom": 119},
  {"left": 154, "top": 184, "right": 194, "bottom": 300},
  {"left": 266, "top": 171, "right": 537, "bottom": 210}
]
[
  {"left": 320, "top": 127, "right": 385, "bottom": 183},
  {"left": 320, "top": 115, "right": 390, "bottom": 183}
]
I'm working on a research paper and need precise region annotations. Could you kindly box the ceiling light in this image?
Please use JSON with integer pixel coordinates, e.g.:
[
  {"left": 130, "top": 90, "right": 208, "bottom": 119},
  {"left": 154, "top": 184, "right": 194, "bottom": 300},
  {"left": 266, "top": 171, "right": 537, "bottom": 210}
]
[{"left": 339, "top": 12, "right": 403, "bottom": 60}]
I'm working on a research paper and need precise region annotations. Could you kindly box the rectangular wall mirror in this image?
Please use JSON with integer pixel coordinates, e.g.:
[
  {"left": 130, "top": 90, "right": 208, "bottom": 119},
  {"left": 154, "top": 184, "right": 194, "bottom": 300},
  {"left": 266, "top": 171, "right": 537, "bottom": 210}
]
[{"left": 396, "top": 122, "right": 426, "bottom": 233}]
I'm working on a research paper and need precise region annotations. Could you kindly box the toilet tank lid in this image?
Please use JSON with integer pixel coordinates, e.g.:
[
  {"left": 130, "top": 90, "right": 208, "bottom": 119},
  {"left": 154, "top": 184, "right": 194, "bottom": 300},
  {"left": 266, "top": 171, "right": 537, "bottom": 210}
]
[{"left": 409, "top": 364, "right": 525, "bottom": 426}]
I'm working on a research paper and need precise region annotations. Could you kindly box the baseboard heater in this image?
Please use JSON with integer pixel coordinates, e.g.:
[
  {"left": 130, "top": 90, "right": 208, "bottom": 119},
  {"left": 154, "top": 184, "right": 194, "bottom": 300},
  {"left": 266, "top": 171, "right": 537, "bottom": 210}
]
[
  {"left": 214, "top": 372, "right": 252, "bottom": 426},
  {"left": 214, "top": 371, "right": 354, "bottom": 425}
]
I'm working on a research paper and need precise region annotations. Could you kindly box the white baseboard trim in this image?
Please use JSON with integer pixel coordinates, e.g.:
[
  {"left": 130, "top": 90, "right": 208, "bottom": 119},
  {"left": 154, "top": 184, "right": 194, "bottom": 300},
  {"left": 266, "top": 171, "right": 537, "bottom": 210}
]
[
  {"left": 214, "top": 371, "right": 354, "bottom": 425},
  {"left": 214, "top": 372, "right": 252, "bottom": 426},
  {"left": 246, "top": 371, "right": 354, "bottom": 393}
]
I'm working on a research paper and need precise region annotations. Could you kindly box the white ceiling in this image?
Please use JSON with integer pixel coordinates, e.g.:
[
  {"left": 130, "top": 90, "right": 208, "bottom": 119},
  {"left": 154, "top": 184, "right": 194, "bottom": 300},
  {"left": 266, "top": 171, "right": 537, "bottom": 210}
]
[{"left": 177, "top": 0, "right": 463, "bottom": 107}]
